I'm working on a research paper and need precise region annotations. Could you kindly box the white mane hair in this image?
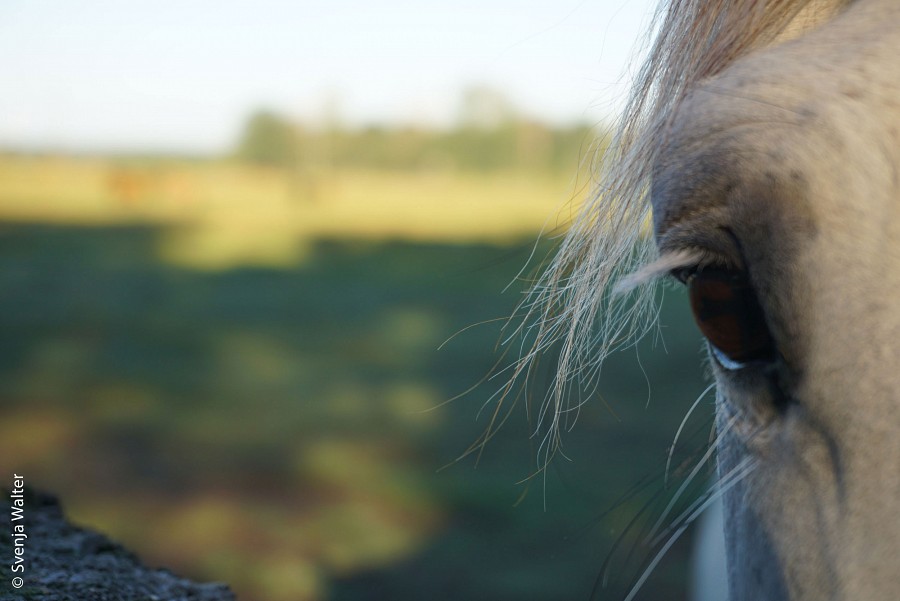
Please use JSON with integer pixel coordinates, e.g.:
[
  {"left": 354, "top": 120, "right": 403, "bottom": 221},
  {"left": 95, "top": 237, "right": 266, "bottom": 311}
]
[{"left": 498, "top": 0, "right": 845, "bottom": 469}]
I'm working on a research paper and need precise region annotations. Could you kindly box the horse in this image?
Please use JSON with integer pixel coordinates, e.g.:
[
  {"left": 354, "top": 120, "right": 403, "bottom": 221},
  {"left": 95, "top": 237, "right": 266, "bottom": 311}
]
[{"left": 511, "top": 0, "right": 900, "bottom": 599}]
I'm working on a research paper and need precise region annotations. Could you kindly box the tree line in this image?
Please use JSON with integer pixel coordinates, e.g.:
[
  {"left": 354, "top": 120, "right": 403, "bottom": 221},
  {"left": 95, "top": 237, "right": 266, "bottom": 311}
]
[{"left": 235, "top": 92, "right": 608, "bottom": 174}]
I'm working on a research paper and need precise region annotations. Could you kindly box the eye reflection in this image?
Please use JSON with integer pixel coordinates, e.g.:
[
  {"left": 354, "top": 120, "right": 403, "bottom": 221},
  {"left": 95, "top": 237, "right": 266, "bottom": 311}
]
[{"left": 686, "top": 268, "right": 775, "bottom": 368}]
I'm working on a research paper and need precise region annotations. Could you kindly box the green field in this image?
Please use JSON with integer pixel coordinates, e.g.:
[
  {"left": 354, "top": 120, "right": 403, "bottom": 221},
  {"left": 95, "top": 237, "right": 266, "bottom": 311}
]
[{"left": 0, "top": 158, "right": 713, "bottom": 600}]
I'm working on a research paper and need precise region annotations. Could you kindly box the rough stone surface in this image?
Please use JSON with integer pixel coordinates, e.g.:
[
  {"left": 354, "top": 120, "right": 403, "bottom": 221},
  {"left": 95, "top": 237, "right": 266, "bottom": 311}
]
[{"left": 0, "top": 489, "right": 235, "bottom": 601}]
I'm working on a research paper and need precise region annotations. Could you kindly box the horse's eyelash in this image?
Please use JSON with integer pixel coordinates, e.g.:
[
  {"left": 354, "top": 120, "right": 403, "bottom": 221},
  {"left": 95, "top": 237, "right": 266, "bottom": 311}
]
[
  {"left": 669, "top": 257, "right": 735, "bottom": 285},
  {"left": 617, "top": 249, "right": 733, "bottom": 294}
]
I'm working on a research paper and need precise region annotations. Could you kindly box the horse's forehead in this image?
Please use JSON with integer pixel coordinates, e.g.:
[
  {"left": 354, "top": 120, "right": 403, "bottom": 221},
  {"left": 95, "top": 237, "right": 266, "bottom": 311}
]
[{"left": 653, "top": 0, "right": 900, "bottom": 244}]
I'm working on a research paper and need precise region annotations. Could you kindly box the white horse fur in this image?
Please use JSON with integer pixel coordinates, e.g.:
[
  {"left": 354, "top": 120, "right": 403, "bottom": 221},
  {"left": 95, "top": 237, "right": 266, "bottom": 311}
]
[{"left": 513, "top": 0, "right": 900, "bottom": 599}]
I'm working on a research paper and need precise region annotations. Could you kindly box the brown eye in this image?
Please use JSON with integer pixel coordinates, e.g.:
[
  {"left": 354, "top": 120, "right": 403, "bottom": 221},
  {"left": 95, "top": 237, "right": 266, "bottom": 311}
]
[{"left": 687, "top": 269, "right": 775, "bottom": 367}]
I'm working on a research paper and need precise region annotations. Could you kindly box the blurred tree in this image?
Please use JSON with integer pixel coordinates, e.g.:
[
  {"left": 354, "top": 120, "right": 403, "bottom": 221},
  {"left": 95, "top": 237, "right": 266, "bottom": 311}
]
[{"left": 235, "top": 110, "right": 298, "bottom": 167}]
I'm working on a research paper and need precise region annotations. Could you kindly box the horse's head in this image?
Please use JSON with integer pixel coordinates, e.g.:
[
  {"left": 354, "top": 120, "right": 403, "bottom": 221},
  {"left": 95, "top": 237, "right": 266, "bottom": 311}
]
[
  {"left": 523, "top": 0, "right": 900, "bottom": 598},
  {"left": 650, "top": 0, "right": 900, "bottom": 598}
]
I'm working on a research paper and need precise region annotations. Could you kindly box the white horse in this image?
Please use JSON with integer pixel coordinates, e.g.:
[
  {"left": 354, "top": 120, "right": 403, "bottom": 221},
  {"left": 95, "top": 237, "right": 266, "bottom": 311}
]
[{"left": 512, "top": 0, "right": 900, "bottom": 599}]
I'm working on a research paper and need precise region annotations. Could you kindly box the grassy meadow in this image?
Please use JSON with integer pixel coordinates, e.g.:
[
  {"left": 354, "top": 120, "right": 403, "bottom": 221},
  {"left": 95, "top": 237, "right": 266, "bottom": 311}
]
[
  {"left": 0, "top": 147, "right": 713, "bottom": 601},
  {"left": 0, "top": 155, "right": 590, "bottom": 264}
]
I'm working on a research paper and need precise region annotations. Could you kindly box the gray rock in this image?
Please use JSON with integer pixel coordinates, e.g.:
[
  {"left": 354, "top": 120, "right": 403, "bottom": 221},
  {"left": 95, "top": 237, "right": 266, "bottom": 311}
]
[{"left": 1, "top": 489, "right": 235, "bottom": 601}]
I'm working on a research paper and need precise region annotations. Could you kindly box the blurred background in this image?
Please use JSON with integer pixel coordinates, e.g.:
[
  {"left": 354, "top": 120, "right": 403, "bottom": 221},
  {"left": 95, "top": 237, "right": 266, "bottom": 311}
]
[{"left": 0, "top": 2, "right": 719, "bottom": 600}]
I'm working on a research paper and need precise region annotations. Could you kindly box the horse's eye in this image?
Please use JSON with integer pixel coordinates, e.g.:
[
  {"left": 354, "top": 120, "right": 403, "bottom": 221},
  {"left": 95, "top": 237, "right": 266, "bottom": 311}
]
[{"left": 687, "top": 268, "right": 775, "bottom": 369}]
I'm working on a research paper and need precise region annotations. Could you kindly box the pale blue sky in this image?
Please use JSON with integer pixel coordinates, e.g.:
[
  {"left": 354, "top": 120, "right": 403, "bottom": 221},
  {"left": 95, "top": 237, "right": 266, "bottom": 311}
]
[{"left": 0, "top": 1, "right": 655, "bottom": 153}]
